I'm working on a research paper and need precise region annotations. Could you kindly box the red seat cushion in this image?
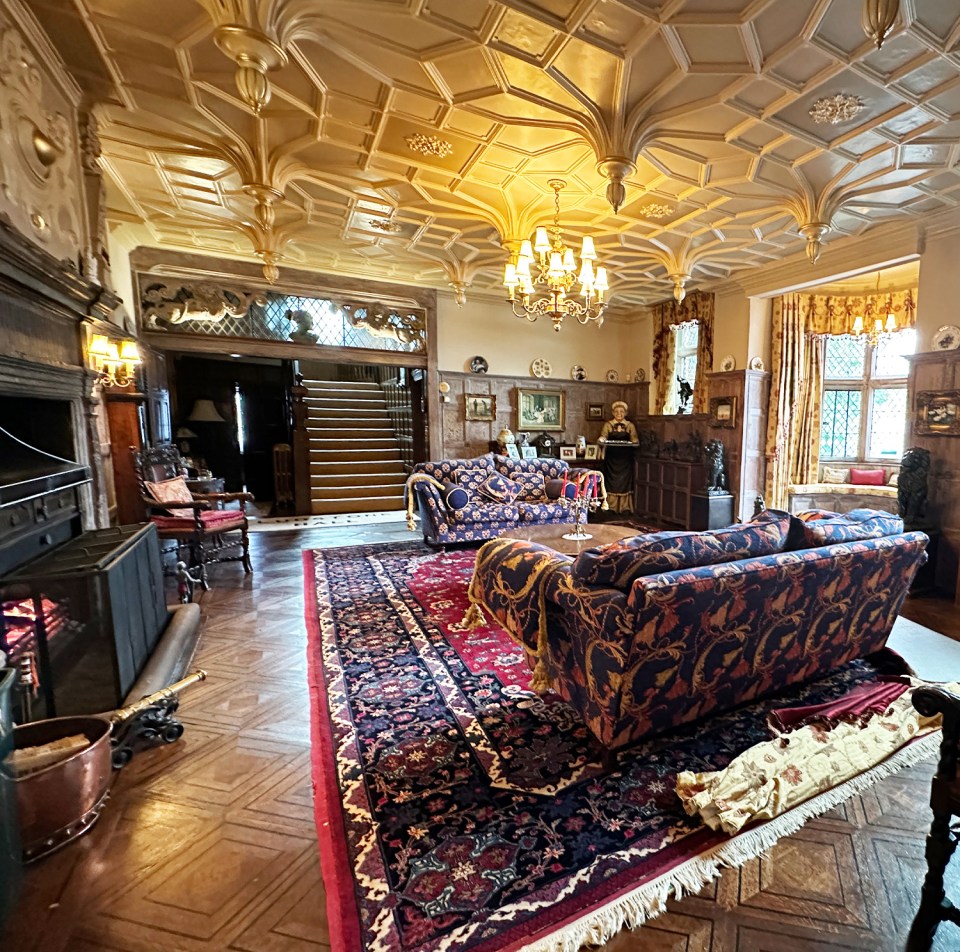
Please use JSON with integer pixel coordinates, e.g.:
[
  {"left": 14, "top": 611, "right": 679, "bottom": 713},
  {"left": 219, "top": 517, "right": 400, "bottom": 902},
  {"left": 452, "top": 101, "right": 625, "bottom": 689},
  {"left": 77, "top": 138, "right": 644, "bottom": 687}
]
[{"left": 151, "top": 510, "right": 245, "bottom": 532}]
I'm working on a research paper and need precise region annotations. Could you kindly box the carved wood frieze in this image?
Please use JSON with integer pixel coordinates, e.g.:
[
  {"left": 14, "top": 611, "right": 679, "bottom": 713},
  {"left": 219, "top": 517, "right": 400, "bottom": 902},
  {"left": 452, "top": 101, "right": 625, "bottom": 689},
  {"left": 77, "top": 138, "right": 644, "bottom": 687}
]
[
  {"left": 0, "top": 13, "right": 85, "bottom": 268},
  {"left": 140, "top": 279, "right": 268, "bottom": 327}
]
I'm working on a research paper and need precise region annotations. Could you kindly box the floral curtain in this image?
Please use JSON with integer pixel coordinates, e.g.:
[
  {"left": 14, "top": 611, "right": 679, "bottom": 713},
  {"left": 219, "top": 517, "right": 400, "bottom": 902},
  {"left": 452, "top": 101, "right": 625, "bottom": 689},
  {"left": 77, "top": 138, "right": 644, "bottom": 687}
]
[
  {"left": 763, "top": 287, "right": 917, "bottom": 509},
  {"left": 652, "top": 290, "right": 715, "bottom": 414}
]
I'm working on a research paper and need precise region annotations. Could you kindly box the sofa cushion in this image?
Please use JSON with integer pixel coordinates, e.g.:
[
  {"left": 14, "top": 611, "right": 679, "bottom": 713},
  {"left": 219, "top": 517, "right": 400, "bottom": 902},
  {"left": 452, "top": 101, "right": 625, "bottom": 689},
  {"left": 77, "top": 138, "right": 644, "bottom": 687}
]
[
  {"left": 510, "top": 471, "right": 547, "bottom": 501},
  {"left": 572, "top": 508, "right": 794, "bottom": 591},
  {"left": 456, "top": 466, "right": 495, "bottom": 495},
  {"left": 545, "top": 478, "right": 578, "bottom": 500},
  {"left": 496, "top": 457, "right": 569, "bottom": 481},
  {"left": 795, "top": 508, "right": 904, "bottom": 546},
  {"left": 478, "top": 473, "right": 522, "bottom": 503},
  {"left": 516, "top": 500, "right": 570, "bottom": 523},
  {"left": 442, "top": 480, "right": 469, "bottom": 510},
  {"left": 850, "top": 468, "right": 885, "bottom": 486},
  {"left": 450, "top": 501, "right": 519, "bottom": 524},
  {"left": 417, "top": 456, "right": 493, "bottom": 483}
]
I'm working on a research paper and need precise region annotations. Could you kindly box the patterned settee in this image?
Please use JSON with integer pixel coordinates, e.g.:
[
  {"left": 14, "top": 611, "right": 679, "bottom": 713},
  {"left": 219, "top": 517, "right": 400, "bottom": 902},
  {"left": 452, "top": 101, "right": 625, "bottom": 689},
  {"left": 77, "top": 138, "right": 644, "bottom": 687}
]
[
  {"left": 407, "top": 454, "right": 589, "bottom": 546},
  {"left": 468, "top": 508, "right": 929, "bottom": 751}
]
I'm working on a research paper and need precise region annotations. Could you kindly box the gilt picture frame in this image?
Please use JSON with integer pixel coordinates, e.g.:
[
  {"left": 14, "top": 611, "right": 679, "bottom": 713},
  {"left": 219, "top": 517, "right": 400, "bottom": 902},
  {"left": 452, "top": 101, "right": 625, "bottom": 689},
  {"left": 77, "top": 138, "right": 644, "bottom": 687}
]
[
  {"left": 517, "top": 388, "right": 565, "bottom": 431},
  {"left": 465, "top": 393, "right": 496, "bottom": 422},
  {"left": 586, "top": 403, "right": 605, "bottom": 420},
  {"left": 915, "top": 390, "right": 960, "bottom": 436}
]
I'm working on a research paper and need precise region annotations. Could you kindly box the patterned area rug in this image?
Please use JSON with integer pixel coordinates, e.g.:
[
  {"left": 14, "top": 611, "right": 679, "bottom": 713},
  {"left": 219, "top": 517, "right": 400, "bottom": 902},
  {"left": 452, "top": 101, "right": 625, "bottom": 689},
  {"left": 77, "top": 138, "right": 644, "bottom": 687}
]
[{"left": 304, "top": 542, "right": 934, "bottom": 952}]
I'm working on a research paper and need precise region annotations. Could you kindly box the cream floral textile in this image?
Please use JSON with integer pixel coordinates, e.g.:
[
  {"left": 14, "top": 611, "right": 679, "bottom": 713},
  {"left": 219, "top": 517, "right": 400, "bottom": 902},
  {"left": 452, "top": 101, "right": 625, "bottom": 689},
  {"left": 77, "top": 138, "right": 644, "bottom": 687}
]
[{"left": 676, "top": 683, "right": 954, "bottom": 835}]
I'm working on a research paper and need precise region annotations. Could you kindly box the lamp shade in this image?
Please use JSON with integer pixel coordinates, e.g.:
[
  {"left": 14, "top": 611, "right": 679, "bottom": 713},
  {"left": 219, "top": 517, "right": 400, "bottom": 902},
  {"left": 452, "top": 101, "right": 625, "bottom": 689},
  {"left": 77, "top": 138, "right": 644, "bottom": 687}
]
[
  {"left": 175, "top": 427, "right": 198, "bottom": 439},
  {"left": 187, "top": 399, "right": 226, "bottom": 422}
]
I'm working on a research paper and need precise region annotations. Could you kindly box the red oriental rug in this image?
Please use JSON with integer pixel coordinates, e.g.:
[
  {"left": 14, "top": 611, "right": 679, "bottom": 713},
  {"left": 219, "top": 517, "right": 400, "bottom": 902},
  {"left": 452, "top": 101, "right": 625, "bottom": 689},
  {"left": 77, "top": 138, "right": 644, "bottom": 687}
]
[{"left": 303, "top": 542, "right": 936, "bottom": 952}]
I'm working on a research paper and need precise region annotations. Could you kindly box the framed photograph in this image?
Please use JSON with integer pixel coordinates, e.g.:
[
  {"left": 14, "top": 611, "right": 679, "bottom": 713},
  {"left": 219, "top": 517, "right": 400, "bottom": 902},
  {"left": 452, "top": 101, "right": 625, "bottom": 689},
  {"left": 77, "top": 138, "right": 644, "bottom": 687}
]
[
  {"left": 587, "top": 403, "right": 605, "bottom": 421},
  {"left": 505, "top": 443, "right": 521, "bottom": 459},
  {"left": 709, "top": 395, "right": 737, "bottom": 429},
  {"left": 517, "top": 388, "right": 565, "bottom": 431},
  {"left": 521, "top": 445, "right": 537, "bottom": 459},
  {"left": 915, "top": 390, "right": 960, "bottom": 435},
  {"left": 559, "top": 445, "right": 577, "bottom": 461},
  {"left": 465, "top": 393, "right": 496, "bottom": 422},
  {"left": 584, "top": 444, "right": 599, "bottom": 460}
]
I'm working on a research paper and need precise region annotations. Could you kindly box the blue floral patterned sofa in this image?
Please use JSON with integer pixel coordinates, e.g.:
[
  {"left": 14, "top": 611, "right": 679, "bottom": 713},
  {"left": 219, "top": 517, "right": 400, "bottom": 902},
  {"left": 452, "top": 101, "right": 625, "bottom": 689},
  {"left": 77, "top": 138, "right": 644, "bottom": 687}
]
[
  {"left": 467, "top": 508, "right": 929, "bottom": 751},
  {"left": 406, "top": 454, "right": 590, "bottom": 546}
]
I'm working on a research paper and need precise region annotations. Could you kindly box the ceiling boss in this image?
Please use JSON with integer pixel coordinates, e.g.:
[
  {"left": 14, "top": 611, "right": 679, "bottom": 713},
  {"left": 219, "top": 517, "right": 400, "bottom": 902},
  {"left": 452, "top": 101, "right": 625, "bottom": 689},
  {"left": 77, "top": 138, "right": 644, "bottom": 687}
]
[{"left": 503, "top": 180, "right": 609, "bottom": 332}]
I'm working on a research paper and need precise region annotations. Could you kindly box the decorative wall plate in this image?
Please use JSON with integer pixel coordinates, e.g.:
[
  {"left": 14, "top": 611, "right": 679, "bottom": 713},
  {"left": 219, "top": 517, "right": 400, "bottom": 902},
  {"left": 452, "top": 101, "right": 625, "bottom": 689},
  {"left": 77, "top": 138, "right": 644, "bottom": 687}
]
[
  {"left": 634, "top": 368, "right": 646, "bottom": 382},
  {"left": 469, "top": 355, "right": 488, "bottom": 373},
  {"left": 933, "top": 325, "right": 960, "bottom": 351},
  {"left": 719, "top": 354, "right": 736, "bottom": 372},
  {"left": 605, "top": 369, "right": 620, "bottom": 382},
  {"left": 531, "top": 357, "right": 552, "bottom": 378},
  {"left": 749, "top": 356, "right": 765, "bottom": 371},
  {"left": 570, "top": 365, "right": 586, "bottom": 381}
]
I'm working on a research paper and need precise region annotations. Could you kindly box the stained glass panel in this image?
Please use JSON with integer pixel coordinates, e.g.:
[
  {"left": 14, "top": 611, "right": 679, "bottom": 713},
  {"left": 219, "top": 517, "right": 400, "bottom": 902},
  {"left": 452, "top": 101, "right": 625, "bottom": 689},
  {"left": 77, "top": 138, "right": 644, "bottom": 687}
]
[
  {"left": 824, "top": 336, "right": 866, "bottom": 378},
  {"left": 867, "top": 388, "right": 907, "bottom": 459},
  {"left": 820, "top": 389, "right": 862, "bottom": 459},
  {"left": 873, "top": 329, "right": 916, "bottom": 378}
]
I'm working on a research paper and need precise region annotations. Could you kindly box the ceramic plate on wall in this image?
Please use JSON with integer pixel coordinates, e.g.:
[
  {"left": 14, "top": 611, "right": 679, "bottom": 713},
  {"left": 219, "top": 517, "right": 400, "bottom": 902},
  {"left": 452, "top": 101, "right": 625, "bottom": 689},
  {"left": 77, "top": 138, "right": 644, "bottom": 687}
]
[
  {"left": 571, "top": 365, "right": 586, "bottom": 381},
  {"left": 749, "top": 356, "right": 765, "bottom": 371},
  {"left": 634, "top": 368, "right": 646, "bottom": 382},
  {"left": 933, "top": 325, "right": 960, "bottom": 351},
  {"left": 470, "top": 355, "right": 488, "bottom": 373},
  {"left": 606, "top": 369, "right": 620, "bottom": 382},
  {"left": 720, "top": 354, "right": 736, "bottom": 372},
  {"left": 531, "top": 357, "right": 552, "bottom": 378}
]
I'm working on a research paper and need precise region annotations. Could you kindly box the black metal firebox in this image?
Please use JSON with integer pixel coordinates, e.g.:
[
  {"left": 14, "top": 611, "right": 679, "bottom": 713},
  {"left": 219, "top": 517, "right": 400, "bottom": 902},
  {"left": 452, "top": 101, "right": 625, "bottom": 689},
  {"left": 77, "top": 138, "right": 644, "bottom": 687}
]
[{"left": 1, "top": 524, "right": 168, "bottom": 720}]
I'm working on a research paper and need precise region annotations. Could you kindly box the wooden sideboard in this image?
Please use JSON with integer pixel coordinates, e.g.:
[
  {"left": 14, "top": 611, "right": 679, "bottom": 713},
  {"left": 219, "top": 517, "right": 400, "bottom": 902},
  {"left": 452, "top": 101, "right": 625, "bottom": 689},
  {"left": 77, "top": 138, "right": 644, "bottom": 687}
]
[{"left": 634, "top": 456, "right": 734, "bottom": 530}]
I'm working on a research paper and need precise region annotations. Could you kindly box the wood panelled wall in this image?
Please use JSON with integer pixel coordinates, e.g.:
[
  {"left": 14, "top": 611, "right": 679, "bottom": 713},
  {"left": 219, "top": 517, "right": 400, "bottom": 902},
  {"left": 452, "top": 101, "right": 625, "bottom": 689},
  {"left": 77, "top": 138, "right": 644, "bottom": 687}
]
[
  {"left": 438, "top": 372, "right": 648, "bottom": 458},
  {"left": 907, "top": 351, "right": 960, "bottom": 600}
]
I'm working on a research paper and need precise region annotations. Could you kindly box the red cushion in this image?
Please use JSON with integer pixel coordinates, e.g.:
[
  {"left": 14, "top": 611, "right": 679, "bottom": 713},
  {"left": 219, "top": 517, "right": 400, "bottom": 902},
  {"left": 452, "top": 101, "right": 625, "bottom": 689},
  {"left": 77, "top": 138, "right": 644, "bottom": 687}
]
[
  {"left": 151, "top": 510, "right": 245, "bottom": 531},
  {"left": 849, "top": 468, "right": 885, "bottom": 486}
]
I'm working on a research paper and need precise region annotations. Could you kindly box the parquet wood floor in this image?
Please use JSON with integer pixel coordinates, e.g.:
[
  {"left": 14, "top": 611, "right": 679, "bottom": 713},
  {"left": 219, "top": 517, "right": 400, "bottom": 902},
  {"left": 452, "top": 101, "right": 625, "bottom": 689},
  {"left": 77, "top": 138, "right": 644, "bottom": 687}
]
[{"left": 2, "top": 524, "right": 959, "bottom": 951}]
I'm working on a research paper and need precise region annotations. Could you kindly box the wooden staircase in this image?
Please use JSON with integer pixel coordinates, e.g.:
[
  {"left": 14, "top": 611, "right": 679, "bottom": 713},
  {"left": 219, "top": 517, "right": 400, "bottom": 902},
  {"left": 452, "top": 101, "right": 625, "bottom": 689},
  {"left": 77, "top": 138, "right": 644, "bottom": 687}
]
[{"left": 303, "top": 378, "right": 408, "bottom": 514}]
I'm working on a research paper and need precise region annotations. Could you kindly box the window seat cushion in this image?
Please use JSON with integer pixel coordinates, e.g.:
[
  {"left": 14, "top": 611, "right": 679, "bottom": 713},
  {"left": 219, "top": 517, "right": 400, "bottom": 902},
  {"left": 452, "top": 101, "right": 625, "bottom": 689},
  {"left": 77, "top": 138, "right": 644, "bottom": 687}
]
[{"left": 789, "top": 483, "right": 897, "bottom": 498}]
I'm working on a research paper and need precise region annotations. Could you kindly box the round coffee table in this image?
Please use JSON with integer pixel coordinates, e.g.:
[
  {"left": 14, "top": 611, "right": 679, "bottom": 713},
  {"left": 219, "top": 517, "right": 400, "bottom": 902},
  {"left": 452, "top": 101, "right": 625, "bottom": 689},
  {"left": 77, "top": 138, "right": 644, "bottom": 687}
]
[{"left": 496, "top": 521, "right": 639, "bottom": 556}]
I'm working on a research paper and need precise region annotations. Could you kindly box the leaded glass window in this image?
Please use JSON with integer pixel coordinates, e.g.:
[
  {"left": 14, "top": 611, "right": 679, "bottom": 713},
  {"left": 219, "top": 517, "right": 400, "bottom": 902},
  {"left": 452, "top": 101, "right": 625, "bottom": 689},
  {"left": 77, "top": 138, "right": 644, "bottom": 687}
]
[
  {"left": 672, "top": 321, "right": 698, "bottom": 414},
  {"left": 819, "top": 328, "right": 913, "bottom": 462}
]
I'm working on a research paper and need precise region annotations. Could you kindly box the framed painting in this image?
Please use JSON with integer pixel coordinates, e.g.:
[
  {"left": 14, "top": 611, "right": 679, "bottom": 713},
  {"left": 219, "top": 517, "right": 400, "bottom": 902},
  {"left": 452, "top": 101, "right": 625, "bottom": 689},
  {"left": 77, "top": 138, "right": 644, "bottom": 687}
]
[
  {"left": 586, "top": 403, "right": 604, "bottom": 420},
  {"left": 465, "top": 393, "right": 496, "bottom": 422},
  {"left": 521, "top": 445, "right": 538, "bottom": 459},
  {"left": 517, "top": 388, "right": 565, "bottom": 431},
  {"left": 559, "top": 445, "right": 577, "bottom": 461},
  {"left": 709, "top": 395, "right": 737, "bottom": 429},
  {"left": 915, "top": 390, "right": 960, "bottom": 435},
  {"left": 584, "top": 444, "right": 599, "bottom": 460}
]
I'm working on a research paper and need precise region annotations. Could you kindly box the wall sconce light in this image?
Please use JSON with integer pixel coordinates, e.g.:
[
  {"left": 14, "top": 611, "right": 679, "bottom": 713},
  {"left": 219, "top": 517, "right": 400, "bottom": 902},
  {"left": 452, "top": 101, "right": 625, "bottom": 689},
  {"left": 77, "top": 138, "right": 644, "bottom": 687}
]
[{"left": 89, "top": 334, "right": 141, "bottom": 387}]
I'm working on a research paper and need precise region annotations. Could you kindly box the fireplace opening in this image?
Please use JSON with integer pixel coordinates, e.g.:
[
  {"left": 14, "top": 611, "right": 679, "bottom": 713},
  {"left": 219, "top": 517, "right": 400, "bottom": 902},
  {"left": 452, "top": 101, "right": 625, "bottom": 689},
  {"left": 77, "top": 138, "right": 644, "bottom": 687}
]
[{"left": 0, "top": 396, "right": 76, "bottom": 462}]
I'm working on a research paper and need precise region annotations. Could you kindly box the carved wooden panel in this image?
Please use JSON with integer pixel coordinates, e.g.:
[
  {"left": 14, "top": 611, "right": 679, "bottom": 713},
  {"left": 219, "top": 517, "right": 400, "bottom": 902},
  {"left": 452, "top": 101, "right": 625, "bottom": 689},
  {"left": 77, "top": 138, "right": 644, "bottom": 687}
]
[{"left": 0, "top": 6, "right": 86, "bottom": 266}]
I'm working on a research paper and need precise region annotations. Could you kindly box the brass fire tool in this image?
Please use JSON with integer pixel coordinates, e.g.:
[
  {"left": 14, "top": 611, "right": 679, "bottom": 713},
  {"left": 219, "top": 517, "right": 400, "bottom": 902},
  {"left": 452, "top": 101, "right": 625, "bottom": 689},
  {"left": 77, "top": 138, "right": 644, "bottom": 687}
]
[{"left": 107, "top": 669, "right": 207, "bottom": 768}]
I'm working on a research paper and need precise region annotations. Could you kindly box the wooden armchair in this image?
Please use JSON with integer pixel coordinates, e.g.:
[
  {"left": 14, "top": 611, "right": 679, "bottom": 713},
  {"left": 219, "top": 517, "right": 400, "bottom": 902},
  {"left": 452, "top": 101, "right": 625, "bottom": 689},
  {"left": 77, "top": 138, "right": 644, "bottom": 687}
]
[
  {"left": 907, "top": 685, "right": 960, "bottom": 950},
  {"left": 132, "top": 445, "right": 253, "bottom": 591}
]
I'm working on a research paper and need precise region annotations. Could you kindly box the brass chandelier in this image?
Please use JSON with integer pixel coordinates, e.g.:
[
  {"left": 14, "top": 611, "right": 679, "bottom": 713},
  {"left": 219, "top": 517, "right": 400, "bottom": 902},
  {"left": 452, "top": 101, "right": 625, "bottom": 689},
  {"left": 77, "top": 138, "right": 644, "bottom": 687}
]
[{"left": 503, "top": 180, "right": 609, "bottom": 332}]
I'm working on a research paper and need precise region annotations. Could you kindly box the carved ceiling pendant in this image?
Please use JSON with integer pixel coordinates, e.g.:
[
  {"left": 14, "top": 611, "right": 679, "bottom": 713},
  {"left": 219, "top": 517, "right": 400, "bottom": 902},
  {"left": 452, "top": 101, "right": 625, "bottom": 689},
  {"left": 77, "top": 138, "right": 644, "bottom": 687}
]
[
  {"left": 404, "top": 133, "right": 453, "bottom": 158},
  {"left": 862, "top": 0, "right": 900, "bottom": 49},
  {"left": 369, "top": 219, "right": 401, "bottom": 233},
  {"left": 809, "top": 94, "right": 865, "bottom": 124}
]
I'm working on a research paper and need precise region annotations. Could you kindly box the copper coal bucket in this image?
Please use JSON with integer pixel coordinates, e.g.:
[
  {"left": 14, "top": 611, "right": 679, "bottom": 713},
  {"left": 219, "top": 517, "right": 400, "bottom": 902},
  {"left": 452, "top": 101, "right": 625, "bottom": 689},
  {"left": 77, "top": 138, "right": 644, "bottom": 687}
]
[
  {"left": 12, "top": 716, "right": 112, "bottom": 862},
  {"left": 9, "top": 670, "right": 205, "bottom": 862}
]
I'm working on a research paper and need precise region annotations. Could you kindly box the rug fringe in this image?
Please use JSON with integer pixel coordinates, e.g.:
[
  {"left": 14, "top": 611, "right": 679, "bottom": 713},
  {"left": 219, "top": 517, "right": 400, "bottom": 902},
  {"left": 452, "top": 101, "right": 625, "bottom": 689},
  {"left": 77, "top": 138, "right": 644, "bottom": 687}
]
[{"left": 519, "top": 731, "right": 940, "bottom": 952}]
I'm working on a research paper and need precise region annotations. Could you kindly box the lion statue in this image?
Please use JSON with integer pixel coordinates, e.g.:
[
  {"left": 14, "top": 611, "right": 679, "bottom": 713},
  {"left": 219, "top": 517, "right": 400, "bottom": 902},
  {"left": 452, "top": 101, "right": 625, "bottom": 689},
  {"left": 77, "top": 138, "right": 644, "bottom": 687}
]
[
  {"left": 897, "top": 446, "right": 930, "bottom": 527},
  {"left": 703, "top": 439, "right": 728, "bottom": 494}
]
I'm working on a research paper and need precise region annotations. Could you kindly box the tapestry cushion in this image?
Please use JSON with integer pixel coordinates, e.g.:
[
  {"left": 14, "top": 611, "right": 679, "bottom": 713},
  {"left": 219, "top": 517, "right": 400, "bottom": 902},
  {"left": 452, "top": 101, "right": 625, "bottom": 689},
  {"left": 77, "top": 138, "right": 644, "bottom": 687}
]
[
  {"left": 888, "top": 472, "right": 899, "bottom": 486},
  {"left": 478, "top": 472, "right": 522, "bottom": 504},
  {"left": 795, "top": 508, "right": 904, "bottom": 547},
  {"left": 545, "top": 478, "right": 578, "bottom": 500},
  {"left": 442, "top": 480, "right": 469, "bottom": 510},
  {"left": 145, "top": 476, "right": 193, "bottom": 506},
  {"left": 572, "top": 508, "right": 794, "bottom": 591},
  {"left": 850, "top": 468, "right": 885, "bottom": 486},
  {"left": 510, "top": 471, "right": 547, "bottom": 502},
  {"left": 455, "top": 466, "right": 495, "bottom": 495},
  {"left": 821, "top": 466, "right": 850, "bottom": 484},
  {"left": 450, "top": 501, "right": 519, "bottom": 524},
  {"left": 151, "top": 509, "right": 244, "bottom": 531}
]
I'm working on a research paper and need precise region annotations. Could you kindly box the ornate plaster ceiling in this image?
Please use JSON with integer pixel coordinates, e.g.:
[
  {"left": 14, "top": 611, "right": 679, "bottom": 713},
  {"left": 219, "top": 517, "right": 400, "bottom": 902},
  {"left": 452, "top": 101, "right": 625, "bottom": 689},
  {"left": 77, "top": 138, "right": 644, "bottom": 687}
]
[{"left": 39, "top": 0, "right": 960, "bottom": 305}]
